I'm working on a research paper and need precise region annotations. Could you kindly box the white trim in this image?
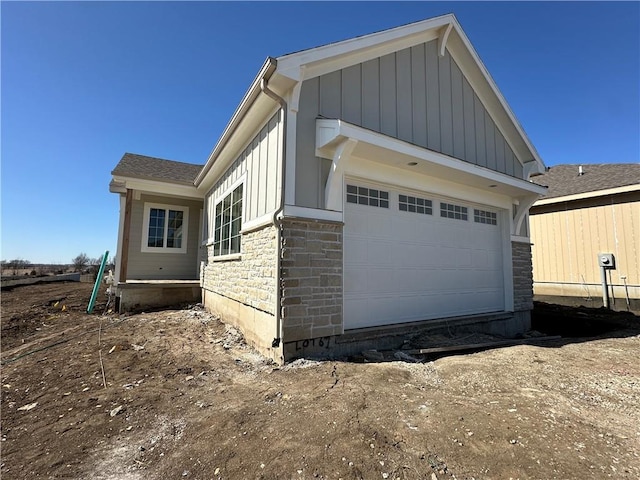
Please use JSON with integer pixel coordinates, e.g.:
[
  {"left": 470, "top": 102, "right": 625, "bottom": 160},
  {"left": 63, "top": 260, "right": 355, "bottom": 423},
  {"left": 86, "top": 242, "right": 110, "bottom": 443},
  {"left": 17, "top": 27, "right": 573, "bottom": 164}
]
[
  {"left": 210, "top": 253, "right": 242, "bottom": 262},
  {"left": 195, "top": 58, "right": 277, "bottom": 186},
  {"left": 513, "top": 195, "right": 538, "bottom": 236},
  {"left": 212, "top": 174, "right": 246, "bottom": 209},
  {"left": 274, "top": 14, "right": 545, "bottom": 173},
  {"left": 208, "top": 176, "right": 245, "bottom": 256},
  {"left": 316, "top": 119, "right": 547, "bottom": 200},
  {"left": 111, "top": 176, "right": 202, "bottom": 200},
  {"left": 510, "top": 235, "right": 531, "bottom": 243},
  {"left": 276, "top": 15, "right": 451, "bottom": 81},
  {"left": 284, "top": 93, "right": 299, "bottom": 206},
  {"left": 241, "top": 212, "right": 275, "bottom": 233},
  {"left": 281, "top": 205, "right": 344, "bottom": 223},
  {"left": 445, "top": 24, "right": 545, "bottom": 172},
  {"left": 141, "top": 202, "right": 189, "bottom": 254},
  {"left": 533, "top": 184, "right": 640, "bottom": 206},
  {"left": 501, "top": 208, "right": 514, "bottom": 312},
  {"left": 438, "top": 22, "right": 453, "bottom": 57},
  {"left": 325, "top": 138, "right": 358, "bottom": 211}
]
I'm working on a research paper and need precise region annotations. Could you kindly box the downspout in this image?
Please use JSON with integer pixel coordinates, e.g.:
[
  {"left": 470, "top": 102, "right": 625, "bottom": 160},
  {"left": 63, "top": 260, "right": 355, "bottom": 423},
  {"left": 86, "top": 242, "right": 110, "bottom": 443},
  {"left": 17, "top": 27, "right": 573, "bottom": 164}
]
[{"left": 260, "top": 69, "right": 287, "bottom": 349}]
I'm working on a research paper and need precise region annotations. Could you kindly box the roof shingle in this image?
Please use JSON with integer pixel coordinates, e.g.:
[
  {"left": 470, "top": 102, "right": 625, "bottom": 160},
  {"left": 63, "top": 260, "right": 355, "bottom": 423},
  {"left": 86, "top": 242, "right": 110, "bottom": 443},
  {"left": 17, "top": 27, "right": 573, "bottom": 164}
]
[
  {"left": 112, "top": 153, "right": 204, "bottom": 185},
  {"left": 532, "top": 163, "right": 640, "bottom": 199}
]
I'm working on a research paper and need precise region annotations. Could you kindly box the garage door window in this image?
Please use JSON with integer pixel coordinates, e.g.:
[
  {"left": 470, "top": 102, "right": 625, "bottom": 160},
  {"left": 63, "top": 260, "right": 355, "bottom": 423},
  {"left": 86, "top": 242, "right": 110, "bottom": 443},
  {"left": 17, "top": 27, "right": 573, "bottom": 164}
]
[
  {"left": 474, "top": 209, "right": 497, "bottom": 225},
  {"left": 399, "top": 194, "right": 432, "bottom": 215},
  {"left": 440, "top": 202, "right": 468, "bottom": 220},
  {"left": 346, "top": 185, "right": 389, "bottom": 208}
]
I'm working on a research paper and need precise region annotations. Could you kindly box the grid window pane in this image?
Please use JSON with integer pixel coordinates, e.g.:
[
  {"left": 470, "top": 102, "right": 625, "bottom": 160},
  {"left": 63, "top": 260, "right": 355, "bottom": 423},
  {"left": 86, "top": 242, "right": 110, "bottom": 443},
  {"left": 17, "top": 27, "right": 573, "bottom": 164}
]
[
  {"left": 399, "top": 194, "right": 432, "bottom": 216},
  {"left": 213, "top": 184, "right": 243, "bottom": 256},
  {"left": 346, "top": 184, "right": 390, "bottom": 209},
  {"left": 147, "top": 208, "right": 165, "bottom": 247},
  {"left": 474, "top": 209, "right": 497, "bottom": 225},
  {"left": 440, "top": 202, "right": 468, "bottom": 221}
]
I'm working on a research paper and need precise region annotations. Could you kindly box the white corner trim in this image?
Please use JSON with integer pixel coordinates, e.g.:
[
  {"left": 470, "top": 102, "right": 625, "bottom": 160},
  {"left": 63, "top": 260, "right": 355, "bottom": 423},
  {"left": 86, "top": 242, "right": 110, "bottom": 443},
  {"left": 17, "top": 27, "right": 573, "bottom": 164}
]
[
  {"left": 325, "top": 138, "right": 358, "bottom": 211},
  {"left": 282, "top": 205, "right": 344, "bottom": 223},
  {"left": 438, "top": 22, "right": 453, "bottom": 57}
]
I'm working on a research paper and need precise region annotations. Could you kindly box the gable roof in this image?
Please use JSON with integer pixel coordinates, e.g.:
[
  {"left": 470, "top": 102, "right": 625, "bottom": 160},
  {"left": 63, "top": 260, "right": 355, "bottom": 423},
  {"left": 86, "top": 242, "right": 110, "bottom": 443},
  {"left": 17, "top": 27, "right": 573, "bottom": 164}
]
[
  {"left": 532, "top": 163, "right": 640, "bottom": 199},
  {"left": 195, "top": 13, "right": 546, "bottom": 189},
  {"left": 112, "top": 153, "right": 203, "bottom": 185}
]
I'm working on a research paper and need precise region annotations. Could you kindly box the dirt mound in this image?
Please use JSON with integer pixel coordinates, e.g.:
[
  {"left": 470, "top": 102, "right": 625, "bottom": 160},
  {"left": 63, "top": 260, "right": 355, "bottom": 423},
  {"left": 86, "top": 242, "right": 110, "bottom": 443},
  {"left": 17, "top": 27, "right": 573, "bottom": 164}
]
[{"left": 2, "top": 283, "right": 639, "bottom": 479}]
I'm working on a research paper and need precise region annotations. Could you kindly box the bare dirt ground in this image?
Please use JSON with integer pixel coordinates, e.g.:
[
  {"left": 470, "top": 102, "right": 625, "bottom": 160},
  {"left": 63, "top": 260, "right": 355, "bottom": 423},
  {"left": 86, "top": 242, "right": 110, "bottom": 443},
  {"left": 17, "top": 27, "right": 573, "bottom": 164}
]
[{"left": 2, "top": 282, "right": 639, "bottom": 480}]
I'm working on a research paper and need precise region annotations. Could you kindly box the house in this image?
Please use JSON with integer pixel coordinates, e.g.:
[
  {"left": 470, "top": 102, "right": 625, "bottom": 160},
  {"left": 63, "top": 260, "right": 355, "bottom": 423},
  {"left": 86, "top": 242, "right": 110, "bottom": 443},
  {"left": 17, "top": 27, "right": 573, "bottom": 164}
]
[
  {"left": 110, "top": 14, "right": 547, "bottom": 362},
  {"left": 530, "top": 164, "right": 640, "bottom": 311}
]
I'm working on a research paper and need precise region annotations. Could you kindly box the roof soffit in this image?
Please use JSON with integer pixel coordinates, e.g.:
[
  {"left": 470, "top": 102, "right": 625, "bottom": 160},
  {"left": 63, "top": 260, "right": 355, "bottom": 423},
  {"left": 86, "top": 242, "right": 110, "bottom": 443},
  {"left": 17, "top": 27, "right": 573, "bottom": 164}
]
[{"left": 316, "top": 119, "right": 546, "bottom": 201}]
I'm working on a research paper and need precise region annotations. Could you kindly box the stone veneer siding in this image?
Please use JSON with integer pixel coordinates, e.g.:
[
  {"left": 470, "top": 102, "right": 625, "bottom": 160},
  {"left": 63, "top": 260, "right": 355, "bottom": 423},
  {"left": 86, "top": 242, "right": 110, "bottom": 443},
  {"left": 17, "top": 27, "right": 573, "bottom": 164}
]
[
  {"left": 202, "top": 225, "right": 277, "bottom": 314},
  {"left": 280, "top": 219, "right": 344, "bottom": 342},
  {"left": 512, "top": 241, "right": 534, "bottom": 312},
  {"left": 201, "top": 225, "right": 280, "bottom": 361}
]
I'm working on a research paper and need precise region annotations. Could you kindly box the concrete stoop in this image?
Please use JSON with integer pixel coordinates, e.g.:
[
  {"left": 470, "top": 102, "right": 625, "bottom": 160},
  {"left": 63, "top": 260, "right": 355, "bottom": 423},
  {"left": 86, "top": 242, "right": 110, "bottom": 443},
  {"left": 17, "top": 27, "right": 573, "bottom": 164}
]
[{"left": 283, "top": 311, "right": 530, "bottom": 361}]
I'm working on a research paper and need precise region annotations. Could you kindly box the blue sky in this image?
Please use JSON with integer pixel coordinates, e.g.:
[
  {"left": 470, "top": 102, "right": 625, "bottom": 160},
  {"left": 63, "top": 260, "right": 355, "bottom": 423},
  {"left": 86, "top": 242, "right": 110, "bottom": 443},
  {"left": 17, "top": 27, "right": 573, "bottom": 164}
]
[{"left": 2, "top": 1, "right": 638, "bottom": 264}]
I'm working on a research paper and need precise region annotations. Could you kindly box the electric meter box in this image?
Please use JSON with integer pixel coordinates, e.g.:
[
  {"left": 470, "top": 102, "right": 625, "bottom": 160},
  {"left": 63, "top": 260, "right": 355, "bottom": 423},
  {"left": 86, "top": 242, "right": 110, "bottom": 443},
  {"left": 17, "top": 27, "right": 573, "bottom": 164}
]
[{"left": 598, "top": 253, "right": 615, "bottom": 269}]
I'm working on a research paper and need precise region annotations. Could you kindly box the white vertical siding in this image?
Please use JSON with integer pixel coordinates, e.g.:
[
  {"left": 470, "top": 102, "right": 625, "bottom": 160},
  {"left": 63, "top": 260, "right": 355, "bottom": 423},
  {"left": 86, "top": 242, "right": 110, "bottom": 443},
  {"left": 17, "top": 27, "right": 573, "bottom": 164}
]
[{"left": 205, "top": 111, "right": 282, "bottom": 239}]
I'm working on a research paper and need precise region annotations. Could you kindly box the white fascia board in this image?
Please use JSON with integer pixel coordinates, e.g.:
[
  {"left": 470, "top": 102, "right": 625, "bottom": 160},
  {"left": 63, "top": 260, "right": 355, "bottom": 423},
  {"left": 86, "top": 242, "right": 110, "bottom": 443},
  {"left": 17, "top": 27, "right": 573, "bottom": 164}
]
[
  {"left": 194, "top": 58, "right": 277, "bottom": 186},
  {"left": 196, "top": 99, "right": 281, "bottom": 194},
  {"left": 281, "top": 205, "right": 344, "bottom": 223},
  {"left": 445, "top": 22, "right": 545, "bottom": 173},
  {"left": 112, "top": 176, "right": 203, "bottom": 200},
  {"left": 276, "top": 15, "right": 453, "bottom": 81},
  {"left": 316, "top": 119, "right": 547, "bottom": 199},
  {"left": 533, "top": 184, "right": 640, "bottom": 206}
]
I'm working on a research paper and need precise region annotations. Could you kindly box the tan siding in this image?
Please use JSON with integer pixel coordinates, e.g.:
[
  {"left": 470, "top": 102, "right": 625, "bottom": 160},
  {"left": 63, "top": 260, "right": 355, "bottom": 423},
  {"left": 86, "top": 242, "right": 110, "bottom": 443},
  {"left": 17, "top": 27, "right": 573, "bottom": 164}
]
[
  {"left": 205, "top": 111, "right": 282, "bottom": 235},
  {"left": 127, "top": 194, "right": 203, "bottom": 280},
  {"left": 531, "top": 197, "right": 640, "bottom": 298}
]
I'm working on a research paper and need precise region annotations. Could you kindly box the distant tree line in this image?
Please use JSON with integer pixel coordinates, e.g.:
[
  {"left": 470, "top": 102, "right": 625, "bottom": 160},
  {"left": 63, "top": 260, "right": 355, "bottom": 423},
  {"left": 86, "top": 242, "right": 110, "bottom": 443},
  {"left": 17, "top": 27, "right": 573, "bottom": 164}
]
[{"left": 1, "top": 253, "right": 115, "bottom": 277}]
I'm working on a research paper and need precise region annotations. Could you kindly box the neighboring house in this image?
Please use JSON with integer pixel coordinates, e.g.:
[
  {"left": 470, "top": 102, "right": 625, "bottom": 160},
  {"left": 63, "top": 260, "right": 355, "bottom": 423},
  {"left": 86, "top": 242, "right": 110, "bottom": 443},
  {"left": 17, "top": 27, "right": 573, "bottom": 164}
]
[
  {"left": 110, "top": 14, "right": 547, "bottom": 362},
  {"left": 530, "top": 164, "right": 640, "bottom": 311}
]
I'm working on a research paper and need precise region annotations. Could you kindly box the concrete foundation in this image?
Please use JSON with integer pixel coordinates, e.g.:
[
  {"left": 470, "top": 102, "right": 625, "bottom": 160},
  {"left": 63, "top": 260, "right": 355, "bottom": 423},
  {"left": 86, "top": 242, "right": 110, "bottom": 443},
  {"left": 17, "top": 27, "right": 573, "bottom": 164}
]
[
  {"left": 117, "top": 280, "right": 201, "bottom": 312},
  {"left": 283, "top": 311, "right": 526, "bottom": 361}
]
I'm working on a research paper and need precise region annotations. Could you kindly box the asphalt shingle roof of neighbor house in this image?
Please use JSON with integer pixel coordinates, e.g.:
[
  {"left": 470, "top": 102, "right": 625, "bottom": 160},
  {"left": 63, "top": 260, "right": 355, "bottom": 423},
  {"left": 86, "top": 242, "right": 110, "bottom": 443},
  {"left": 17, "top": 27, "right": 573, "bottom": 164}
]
[
  {"left": 112, "top": 153, "right": 204, "bottom": 185},
  {"left": 532, "top": 163, "right": 640, "bottom": 199}
]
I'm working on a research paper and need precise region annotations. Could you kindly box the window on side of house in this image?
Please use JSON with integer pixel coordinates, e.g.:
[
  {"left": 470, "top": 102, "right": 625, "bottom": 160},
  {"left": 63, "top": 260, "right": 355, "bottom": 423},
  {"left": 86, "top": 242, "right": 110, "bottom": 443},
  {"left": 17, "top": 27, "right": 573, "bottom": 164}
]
[
  {"left": 213, "top": 183, "right": 243, "bottom": 257},
  {"left": 440, "top": 202, "right": 468, "bottom": 221},
  {"left": 142, "top": 203, "right": 189, "bottom": 253}
]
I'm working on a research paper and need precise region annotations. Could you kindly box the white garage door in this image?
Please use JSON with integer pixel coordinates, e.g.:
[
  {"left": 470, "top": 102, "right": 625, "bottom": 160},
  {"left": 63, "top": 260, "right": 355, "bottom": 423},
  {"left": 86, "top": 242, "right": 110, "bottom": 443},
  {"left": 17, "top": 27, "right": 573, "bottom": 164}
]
[{"left": 344, "top": 181, "right": 505, "bottom": 330}]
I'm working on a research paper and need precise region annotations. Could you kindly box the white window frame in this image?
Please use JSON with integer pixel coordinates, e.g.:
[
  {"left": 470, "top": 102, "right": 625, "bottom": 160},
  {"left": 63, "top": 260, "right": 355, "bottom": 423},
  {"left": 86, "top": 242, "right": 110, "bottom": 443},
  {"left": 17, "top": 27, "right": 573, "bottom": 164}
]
[
  {"left": 141, "top": 202, "right": 189, "bottom": 254},
  {"left": 209, "top": 177, "right": 245, "bottom": 259}
]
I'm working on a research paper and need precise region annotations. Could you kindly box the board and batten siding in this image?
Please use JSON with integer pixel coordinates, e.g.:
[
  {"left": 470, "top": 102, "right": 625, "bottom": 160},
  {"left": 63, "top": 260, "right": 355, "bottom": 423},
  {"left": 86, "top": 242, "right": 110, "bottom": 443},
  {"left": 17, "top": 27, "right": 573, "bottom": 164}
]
[
  {"left": 127, "top": 194, "right": 203, "bottom": 280},
  {"left": 295, "top": 40, "right": 523, "bottom": 209},
  {"left": 530, "top": 195, "right": 640, "bottom": 298},
  {"left": 204, "top": 111, "right": 282, "bottom": 239}
]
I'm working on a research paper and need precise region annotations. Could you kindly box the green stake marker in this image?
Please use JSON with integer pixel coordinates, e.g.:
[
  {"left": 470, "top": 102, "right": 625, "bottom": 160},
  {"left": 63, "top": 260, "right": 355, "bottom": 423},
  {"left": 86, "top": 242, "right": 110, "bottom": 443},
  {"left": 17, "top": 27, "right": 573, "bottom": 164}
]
[{"left": 87, "top": 250, "right": 109, "bottom": 314}]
